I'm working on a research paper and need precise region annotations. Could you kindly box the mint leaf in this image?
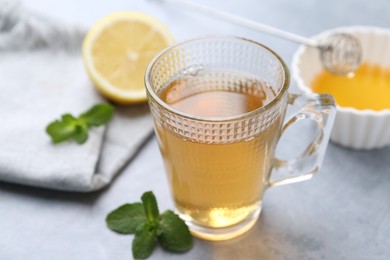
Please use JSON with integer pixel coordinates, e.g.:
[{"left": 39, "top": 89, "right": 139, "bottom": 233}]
[
  {"left": 80, "top": 103, "right": 114, "bottom": 127},
  {"left": 132, "top": 223, "right": 157, "bottom": 259},
  {"left": 141, "top": 191, "right": 160, "bottom": 225},
  {"left": 73, "top": 123, "right": 89, "bottom": 144},
  {"left": 158, "top": 210, "right": 193, "bottom": 252},
  {"left": 106, "top": 203, "right": 147, "bottom": 234},
  {"left": 46, "top": 114, "right": 78, "bottom": 143},
  {"left": 46, "top": 103, "right": 114, "bottom": 144},
  {"left": 62, "top": 114, "right": 77, "bottom": 123}
]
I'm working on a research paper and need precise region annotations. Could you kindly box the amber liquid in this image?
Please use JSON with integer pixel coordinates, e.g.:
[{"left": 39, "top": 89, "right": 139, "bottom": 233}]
[
  {"left": 155, "top": 71, "right": 282, "bottom": 228},
  {"left": 312, "top": 63, "right": 390, "bottom": 111}
]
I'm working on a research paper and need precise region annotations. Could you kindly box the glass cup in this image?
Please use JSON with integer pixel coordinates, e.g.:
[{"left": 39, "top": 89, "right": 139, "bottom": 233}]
[{"left": 145, "top": 36, "right": 336, "bottom": 241}]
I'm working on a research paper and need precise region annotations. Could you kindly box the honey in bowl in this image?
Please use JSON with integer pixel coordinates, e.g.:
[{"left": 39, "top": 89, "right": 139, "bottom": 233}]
[{"left": 311, "top": 63, "right": 390, "bottom": 111}]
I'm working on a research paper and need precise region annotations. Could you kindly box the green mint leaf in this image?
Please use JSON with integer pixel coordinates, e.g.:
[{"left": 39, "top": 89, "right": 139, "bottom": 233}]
[
  {"left": 46, "top": 114, "right": 78, "bottom": 143},
  {"left": 80, "top": 103, "right": 114, "bottom": 127},
  {"left": 132, "top": 223, "right": 157, "bottom": 259},
  {"left": 141, "top": 191, "right": 160, "bottom": 225},
  {"left": 106, "top": 203, "right": 147, "bottom": 234},
  {"left": 62, "top": 114, "right": 77, "bottom": 123},
  {"left": 158, "top": 210, "right": 193, "bottom": 252},
  {"left": 73, "top": 122, "right": 88, "bottom": 144}
]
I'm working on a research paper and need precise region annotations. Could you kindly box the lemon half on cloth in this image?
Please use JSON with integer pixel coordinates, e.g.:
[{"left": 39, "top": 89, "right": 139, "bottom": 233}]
[{"left": 83, "top": 12, "right": 174, "bottom": 104}]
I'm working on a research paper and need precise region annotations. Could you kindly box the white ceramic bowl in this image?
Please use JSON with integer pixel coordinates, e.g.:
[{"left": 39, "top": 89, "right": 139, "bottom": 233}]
[{"left": 292, "top": 26, "right": 390, "bottom": 150}]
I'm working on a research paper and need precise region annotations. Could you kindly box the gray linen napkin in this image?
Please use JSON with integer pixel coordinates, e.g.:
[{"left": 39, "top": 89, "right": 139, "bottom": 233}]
[{"left": 0, "top": 2, "right": 154, "bottom": 192}]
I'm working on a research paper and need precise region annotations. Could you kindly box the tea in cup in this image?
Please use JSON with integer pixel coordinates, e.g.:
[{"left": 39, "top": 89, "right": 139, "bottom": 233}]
[{"left": 145, "top": 36, "right": 336, "bottom": 240}]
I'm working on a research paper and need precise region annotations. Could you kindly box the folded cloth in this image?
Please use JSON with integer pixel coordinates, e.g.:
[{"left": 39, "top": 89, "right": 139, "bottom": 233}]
[{"left": 0, "top": 1, "right": 154, "bottom": 192}]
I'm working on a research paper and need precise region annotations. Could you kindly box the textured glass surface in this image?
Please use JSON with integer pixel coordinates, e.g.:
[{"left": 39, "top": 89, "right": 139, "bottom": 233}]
[{"left": 146, "top": 37, "right": 289, "bottom": 144}]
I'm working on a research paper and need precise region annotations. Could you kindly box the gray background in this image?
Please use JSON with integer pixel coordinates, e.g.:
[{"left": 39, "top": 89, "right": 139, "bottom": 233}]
[{"left": 1, "top": 0, "right": 390, "bottom": 259}]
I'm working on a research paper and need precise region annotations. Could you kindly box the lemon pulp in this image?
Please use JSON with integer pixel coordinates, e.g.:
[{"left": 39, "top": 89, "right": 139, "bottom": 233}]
[{"left": 83, "top": 12, "right": 174, "bottom": 104}]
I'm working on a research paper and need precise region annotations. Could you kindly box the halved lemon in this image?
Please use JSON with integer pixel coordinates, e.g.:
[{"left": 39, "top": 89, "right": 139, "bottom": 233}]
[{"left": 83, "top": 12, "right": 174, "bottom": 104}]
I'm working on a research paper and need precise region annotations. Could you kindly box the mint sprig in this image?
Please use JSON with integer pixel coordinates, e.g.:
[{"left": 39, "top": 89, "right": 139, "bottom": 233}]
[
  {"left": 106, "top": 191, "right": 193, "bottom": 259},
  {"left": 46, "top": 103, "right": 114, "bottom": 144}
]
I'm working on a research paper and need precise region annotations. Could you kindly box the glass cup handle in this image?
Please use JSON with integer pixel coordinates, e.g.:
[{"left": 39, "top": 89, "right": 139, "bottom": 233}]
[{"left": 269, "top": 93, "right": 336, "bottom": 187}]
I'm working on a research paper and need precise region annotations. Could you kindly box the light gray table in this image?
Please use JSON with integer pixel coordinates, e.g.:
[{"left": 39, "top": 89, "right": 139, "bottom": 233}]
[{"left": 1, "top": 0, "right": 390, "bottom": 259}]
